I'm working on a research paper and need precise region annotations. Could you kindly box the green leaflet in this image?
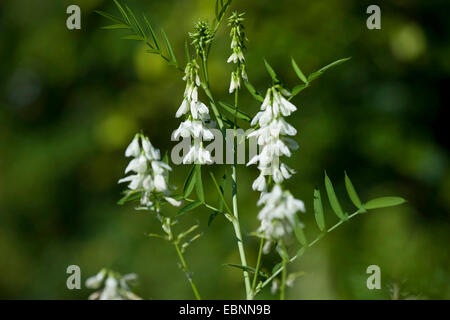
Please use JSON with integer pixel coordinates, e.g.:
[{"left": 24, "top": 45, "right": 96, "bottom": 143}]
[
  {"left": 126, "top": 5, "right": 146, "bottom": 40},
  {"left": 308, "top": 57, "right": 351, "bottom": 82},
  {"left": 313, "top": 188, "right": 326, "bottom": 232},
  {"left": 209, "top": 171, "right": 232, "bottom": 214},
  {"left": 344, "top": 172, "right": 362, "bottom": 208},
  {"left": 225, "top": 264, "right": 269, "bottom": 279},
  {"left": 243, "top": 80, "right": 264, "bottom": 102},
  {"left": 324, "top": 172, "right": 345, "bottom": 219},
  {"left": 161, "top": 29, "right": 177, "bottom": 65},
  {"left": 117, "top": 190, "right": 141, "bottom": 205},
  {"left": 121, "top": 34, "right": 144, "bottom": 41},
  {"left": 291, "top": 57, "right": 308, "bottom": 84},
  {"left": 264, "top": 59, "right": 279, "bottom": 84},
  {"left": 95, "top": 10, "right": 125, "bottom": 24},
  {"left": 365, "top": 197, "right": 406, "bottom": 210},
  {"left": 208, "top": 169, "right": 227, "bottom": 226},
  {"left": 113, "top": 0, "right": 131, "bottom": 24},
  {"left": 218, "top": 101, "right": 252, "bottom": 122},
  {"left": 183, "top": 165, "right": 197, "bottom": 198},
  {"left": 291, "top": 83, "right": 309, "bottom": 96},
  {"left": 178, "top": 201, "right": 202, "bottom": 216},
  {"left": 195, "top": 165, "right": 205, "bottom": 203},
  {"left": 143, "top": 15, "right": 160, "bottom": 50},
  {"left": 101, "top": 24, "right": 131, "bottom": 30}
]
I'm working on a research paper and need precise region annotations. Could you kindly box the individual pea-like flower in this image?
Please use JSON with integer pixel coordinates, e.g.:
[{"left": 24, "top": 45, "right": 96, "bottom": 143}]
[
  {"left": 256, "top": 184, "right": 305, "bottom": 243},
  {"left": 86, "top": 269, "right": 142, "bottom": 300},
  {"left": 227, "top": 12, "right": 247, "bottom": 93},
  {"left": 119, "top": 134, "right": 182, "bottom": 210},
  {"left": 247, "top": 86, "right": 299, "bottom": 191},
  {"left": 173, "top": 60, "right": 214, "bottom": 164}
]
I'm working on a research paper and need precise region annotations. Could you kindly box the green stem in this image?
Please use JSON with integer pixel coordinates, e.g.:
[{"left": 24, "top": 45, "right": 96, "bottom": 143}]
[
  {"left": 200, "top": 52, "right": 250, "bottom": 299},
  {"left": 174, "top": 241, "right": 201, "bottom": 300},
  {"left": 251, "top": 238, "right": 264, "bottom": 295},
  {"left": 231, "top": 88, "right": 251, "bottom": 299},
  {"left": 255, "top": 210, "right": 362, "bottom": 296}
]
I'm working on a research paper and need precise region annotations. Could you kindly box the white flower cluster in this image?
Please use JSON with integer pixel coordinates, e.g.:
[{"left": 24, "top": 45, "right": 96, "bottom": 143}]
[
  {"left": 256, "top": 185, "right": 305, "bottom": 242},
  {"left": 118, "top": 134, "right": 181, "bottom": 209},
  {"left": 86, "top": 269, "right": 141, "bottom": 300},
  {"left": 227, "top": 12, "right": 247, "bottom": 93},
  {"left": 247, "top": 86, "right": 299, "bottom": 192},
  {"left": 174, "top": 61, "right": 214, "bottom": 164},
  {"left": 248, "top": 86, "right": 306, "bottom": 242}
]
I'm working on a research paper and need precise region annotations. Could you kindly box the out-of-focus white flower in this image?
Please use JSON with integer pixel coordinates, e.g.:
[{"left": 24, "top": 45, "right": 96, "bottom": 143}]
[
  {"left": 247, "top": 87, "right": 299, "bottom": 190},
  {"left": 256, "top": 185, "right": 305, "bottom": 241},
  {"left": 173, "top": 61, "right": 214, "bottom": 164},
  {"left": 85, "top": 269, "right": 107, "bottom": 289},
  {"left": 87, "top": 269, "right": 142, "bottom": 300},
  {"left": 119, "top": 134, "right": 181, "bottom": 210}
]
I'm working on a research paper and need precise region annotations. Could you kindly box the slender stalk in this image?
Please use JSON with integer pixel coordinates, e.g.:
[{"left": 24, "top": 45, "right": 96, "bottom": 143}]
[
  {"left": 251, "top": 238, "right": 264, "bottom": 294},
  {"left": 200, "top": 51, "right": 251, "bottom": 299},
  {"left": 174, "top": 241, "right": 201, "bottom": 300},
  {"left": 280, "top": 258, "right": 287, "bottom": 300},
  {"left": 256, "top": 210, "right": 363, "bottom": 295},
  {"left": 231, "top": 89, "right": 252, "bottom": 299}
]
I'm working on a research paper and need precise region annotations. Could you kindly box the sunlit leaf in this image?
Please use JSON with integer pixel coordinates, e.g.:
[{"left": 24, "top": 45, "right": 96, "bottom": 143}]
[
  {"left": 308, "top": 57, "right": 351, "bottom": 82},
  {"left": 324, "top": 172, "right": 345, "bottom": 219},
  {"left": 344, "top": 172, "right": 362, "bottom": 208},
  {"left": 264, "top": 59, "right": 279, "bottom": 83},
  {"left": 365, "top": 197, "right": 406, "bottom": 210},
  {"left": 291, "top": 57, "right": 308, "bottom": 84}
]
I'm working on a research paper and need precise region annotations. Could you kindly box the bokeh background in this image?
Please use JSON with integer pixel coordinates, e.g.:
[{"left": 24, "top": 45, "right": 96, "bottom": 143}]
[{"left": 0, "top": 0, "right": 449, "bottom": 299}]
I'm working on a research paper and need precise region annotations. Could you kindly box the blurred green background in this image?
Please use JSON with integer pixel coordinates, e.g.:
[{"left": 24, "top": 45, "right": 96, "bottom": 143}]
[{"left": 0, "top": 0, "right": 449, "bottom": 299}]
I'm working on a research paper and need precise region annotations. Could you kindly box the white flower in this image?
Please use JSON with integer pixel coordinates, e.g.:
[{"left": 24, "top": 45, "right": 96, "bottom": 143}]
[
  {"left": 247, "top": 87, "right": 299, "bottom": 187},
  {"left": 256, "top": 185, "right": 305, "bottom": 241},
  {"left": 100, "top": 276, "right": 121, "bottom": 300},
  {"left": 229, "top": 71, "right": 241, "bottom": 93},
  {"left": 227, "top": 49, "right": 245, "bottom": 64},
  {"left": 183, "top": 142, "right": 212, "bottom": 164},
  {"left": 87, "top": 270, "right": 142, "bottom": 300},
  {"left": 119, "top": 134, "right": 180, "bottom": 210},
  {"left": 125, "top": 135, "right": 140, "bottom": 158},
  {"left": 85, "top": 269, "right": 107, "bottom": 289},
  {"left": 252, "top": 173, "right": 267, "bottom": 192},
  {"left": 165, "top": 196, "right": 183, "bottom": 207},
  {"left": 173, "top": 61, "right": 215, "bottom": 166}
]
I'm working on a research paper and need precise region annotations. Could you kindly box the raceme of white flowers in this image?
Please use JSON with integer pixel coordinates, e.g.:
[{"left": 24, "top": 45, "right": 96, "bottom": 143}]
[
  {"left": 174, "top": 61, "right": 214, "bottom": 164},
  {"left": 256, "top": 185, "right": 305, "bottom": 243},
  {"left": 118, "top": 134, "right": 182, "bottom": 210},
  {"left": 227, "top": 12, "right": 247, "bottom": 93},
  {"left": 247, "top": 86, "right": 299, "bottom": 192},
  {"left": 86, "top": 269, "right": 141, "bottom": 300},
  {"left": 246, "top": 86, "right": 306, "bottom": 242}
]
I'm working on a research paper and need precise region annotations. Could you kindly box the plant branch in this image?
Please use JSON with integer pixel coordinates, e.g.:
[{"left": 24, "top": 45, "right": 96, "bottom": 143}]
[
  {"left": 174, "top": 241, "right": 202, "bottom": 300},
  {"left": 255, "top": 210, "right": 362, "bottom": 296}
]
